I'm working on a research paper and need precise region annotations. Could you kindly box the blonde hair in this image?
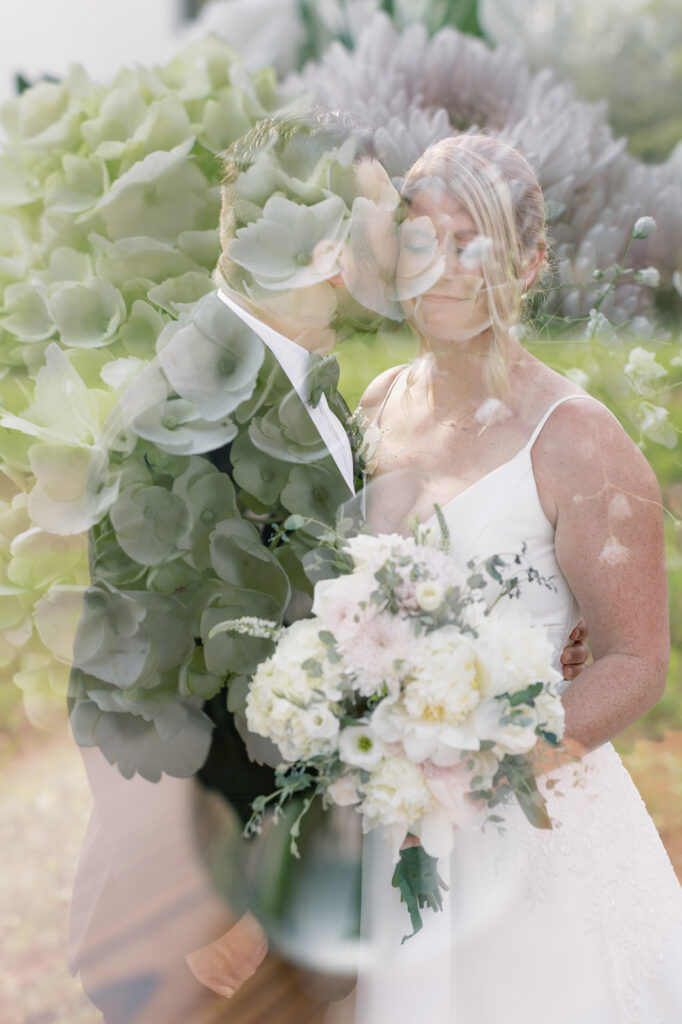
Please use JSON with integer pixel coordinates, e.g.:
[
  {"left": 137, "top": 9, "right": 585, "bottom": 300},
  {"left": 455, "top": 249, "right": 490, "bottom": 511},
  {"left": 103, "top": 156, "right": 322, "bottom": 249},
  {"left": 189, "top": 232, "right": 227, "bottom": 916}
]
[{"left": 400, "top": 132, "right": 548, "bottom": 402}]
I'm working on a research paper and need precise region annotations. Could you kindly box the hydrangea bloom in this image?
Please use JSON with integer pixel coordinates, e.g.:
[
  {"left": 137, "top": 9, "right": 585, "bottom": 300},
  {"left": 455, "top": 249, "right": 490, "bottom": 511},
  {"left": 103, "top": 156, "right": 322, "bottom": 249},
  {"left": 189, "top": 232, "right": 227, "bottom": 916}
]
[{"left": 0, "top": 39, "right": 359, "bottom": 778}]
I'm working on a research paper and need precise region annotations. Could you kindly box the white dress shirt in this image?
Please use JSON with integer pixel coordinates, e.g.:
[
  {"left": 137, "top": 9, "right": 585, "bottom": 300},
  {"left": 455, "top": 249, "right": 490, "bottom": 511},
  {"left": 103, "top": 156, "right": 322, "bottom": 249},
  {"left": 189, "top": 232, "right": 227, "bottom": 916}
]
[{"left": 216, "top": 287, "right": 356, "bottom": 495}]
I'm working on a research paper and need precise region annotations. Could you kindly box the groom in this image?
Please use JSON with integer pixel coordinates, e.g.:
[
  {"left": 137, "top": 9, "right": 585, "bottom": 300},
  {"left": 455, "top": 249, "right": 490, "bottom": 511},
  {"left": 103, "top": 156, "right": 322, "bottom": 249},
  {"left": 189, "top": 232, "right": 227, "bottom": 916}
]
[{"left": 184, "top": 277, "right": 592, "bottom": 997}]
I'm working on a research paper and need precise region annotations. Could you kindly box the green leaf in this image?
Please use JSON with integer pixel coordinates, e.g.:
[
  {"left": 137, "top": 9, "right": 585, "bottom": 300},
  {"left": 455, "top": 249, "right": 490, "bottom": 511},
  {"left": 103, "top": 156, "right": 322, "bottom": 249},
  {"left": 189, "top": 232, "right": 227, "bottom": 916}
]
[
  {"left": 282, "top": 513, "right": 306, "bottom": 531},
  {"left": 391, "top": 843, "right": 449, "bottom": 944},
  {"left": 484, "top": 554, "right": 505, "bottom": 583},
  {"left": 506, "top": 681, "right": 544, "bottom": 707}
]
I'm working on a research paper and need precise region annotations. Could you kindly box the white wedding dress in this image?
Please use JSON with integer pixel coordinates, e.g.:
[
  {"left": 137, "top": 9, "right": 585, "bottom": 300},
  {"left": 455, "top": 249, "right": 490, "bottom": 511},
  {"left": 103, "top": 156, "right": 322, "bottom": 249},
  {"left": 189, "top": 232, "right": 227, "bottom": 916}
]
[{"left": 350, "top": 392, "right": 682, "bottom": 1024}]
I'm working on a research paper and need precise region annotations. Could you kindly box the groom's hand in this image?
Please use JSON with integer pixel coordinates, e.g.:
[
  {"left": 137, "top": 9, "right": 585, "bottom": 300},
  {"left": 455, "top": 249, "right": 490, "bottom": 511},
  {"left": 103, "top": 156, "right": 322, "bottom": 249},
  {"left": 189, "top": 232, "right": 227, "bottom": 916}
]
[{"left": 560, "top": 620, "right": 590, "bottom": 680}]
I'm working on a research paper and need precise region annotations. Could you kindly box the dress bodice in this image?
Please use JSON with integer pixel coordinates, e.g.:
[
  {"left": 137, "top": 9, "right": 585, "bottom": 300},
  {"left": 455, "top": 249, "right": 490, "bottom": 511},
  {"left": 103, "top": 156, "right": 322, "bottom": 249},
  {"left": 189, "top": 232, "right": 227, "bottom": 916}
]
[
  {"left": 376, "top": 390, "right": 622, "bottom": 689},
  {"left": 355, "top": 390, "right": 682, "bottom": 1024}
]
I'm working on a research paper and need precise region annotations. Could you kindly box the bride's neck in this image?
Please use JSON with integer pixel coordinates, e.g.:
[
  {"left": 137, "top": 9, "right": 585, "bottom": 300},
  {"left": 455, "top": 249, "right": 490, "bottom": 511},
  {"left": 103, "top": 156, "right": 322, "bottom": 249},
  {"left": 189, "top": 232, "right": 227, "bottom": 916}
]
[
  {"left": 422, "top": 328, "right": 494, "bottom": 410},
  {"left": 420, "top": 327, "right": 528, "bottom": 415}
]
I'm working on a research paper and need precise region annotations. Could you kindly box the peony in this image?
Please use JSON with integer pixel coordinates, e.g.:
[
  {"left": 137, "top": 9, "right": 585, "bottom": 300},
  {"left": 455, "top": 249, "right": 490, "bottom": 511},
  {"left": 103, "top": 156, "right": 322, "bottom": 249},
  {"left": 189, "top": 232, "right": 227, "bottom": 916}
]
[
  {"left": 359, "top": 752, "right": 481, "bottom": 861},
  {"left": 370, "top": 627, "right": 484, "bottom": 762},
  {"left": 421, "top": 754, "right": 494, "bottom": 833},
  {"left": 403, "top": 630, "right": 482, "bottom": 724},
  {"left": 473, "top": 604, "right": 563, "bottom": 700}
]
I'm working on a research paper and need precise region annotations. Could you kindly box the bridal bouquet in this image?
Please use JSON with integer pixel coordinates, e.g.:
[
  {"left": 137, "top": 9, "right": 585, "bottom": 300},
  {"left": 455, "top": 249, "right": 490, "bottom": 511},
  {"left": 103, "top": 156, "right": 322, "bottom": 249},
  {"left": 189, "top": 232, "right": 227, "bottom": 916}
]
[{"left": 211, "top": 511, "right": 567, "bottom": 940}]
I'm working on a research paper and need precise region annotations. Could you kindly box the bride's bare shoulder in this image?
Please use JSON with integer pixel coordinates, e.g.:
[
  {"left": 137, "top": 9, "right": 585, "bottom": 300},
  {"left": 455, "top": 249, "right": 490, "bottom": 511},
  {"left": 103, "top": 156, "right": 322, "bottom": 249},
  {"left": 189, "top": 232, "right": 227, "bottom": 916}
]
[
  {"left": 532, "top": 380, "right": 661, "bottom": 507},
  {"left": 357, "top": 363, "right": 409, "bottom": 416}
]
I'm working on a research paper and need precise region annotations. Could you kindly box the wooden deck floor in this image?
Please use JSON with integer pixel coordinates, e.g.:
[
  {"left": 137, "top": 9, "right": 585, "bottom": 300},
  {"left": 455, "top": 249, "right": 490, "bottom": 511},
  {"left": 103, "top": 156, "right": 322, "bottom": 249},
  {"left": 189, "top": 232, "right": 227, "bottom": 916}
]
[{"left": 3, "top": 719, "right": 680, "bottom": 1024}]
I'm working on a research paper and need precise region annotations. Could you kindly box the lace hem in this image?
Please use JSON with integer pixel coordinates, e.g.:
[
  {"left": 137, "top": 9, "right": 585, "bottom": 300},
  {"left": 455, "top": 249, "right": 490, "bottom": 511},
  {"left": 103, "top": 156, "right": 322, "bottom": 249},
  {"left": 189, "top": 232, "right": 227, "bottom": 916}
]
[{"left": 491, "top": 741, "right": 682, "bottom": 1024}]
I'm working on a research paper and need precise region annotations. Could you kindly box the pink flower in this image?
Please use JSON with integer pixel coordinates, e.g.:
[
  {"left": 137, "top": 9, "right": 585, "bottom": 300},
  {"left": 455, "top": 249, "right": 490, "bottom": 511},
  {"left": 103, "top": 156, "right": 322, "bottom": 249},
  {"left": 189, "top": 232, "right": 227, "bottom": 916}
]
[{"left": 340, "top": 612, "right": 415, "bottom": 697}]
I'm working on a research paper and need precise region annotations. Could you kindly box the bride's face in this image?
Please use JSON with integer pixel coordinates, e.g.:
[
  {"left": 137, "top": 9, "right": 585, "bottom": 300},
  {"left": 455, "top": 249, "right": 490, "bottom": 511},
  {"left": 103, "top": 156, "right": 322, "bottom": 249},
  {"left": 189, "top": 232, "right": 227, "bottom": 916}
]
[{"left": 400, "top": 183, "right": 493, "bottom": 345}]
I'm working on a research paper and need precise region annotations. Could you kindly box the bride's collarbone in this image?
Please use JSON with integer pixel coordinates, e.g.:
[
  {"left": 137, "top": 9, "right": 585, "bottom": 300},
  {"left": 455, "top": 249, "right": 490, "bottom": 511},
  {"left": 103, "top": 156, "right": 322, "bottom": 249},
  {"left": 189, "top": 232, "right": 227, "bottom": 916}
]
[{"left": 379, "top": 416, "right": 530, "bottom": 475}]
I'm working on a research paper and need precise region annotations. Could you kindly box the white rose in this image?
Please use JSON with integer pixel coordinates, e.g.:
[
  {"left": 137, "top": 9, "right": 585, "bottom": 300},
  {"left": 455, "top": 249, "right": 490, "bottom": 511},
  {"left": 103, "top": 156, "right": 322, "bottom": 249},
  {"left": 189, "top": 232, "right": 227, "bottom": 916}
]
[
  {"left": 359, "top": 755, "right": 435, "bottom": 827},
  {"left": 343, "top": 532, "right": 418, "bottom": 572},
  {"left": 415, "top": 579, "right": 445, "bottom": 611},
  {"left": 297, "top": 704, "right": 340, "bottom": 745}
]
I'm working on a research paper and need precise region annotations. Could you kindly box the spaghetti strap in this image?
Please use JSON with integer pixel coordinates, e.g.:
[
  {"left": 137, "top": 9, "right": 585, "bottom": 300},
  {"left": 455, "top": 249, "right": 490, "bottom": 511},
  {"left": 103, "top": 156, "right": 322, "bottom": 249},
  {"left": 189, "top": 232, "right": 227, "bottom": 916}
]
[
  {"left": 524, "top": 393, "right": 619, "bottom": 452},
  {"left": 371, "top": 364, "right": 410, "bottom": 429}
]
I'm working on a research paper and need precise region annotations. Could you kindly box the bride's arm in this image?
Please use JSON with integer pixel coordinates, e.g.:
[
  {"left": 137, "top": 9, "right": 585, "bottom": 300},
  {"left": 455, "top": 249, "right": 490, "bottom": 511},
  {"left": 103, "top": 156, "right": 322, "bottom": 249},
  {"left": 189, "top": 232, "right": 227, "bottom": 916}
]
[{"left": 530, "top": 399, "right": 670, "bottom": 774}]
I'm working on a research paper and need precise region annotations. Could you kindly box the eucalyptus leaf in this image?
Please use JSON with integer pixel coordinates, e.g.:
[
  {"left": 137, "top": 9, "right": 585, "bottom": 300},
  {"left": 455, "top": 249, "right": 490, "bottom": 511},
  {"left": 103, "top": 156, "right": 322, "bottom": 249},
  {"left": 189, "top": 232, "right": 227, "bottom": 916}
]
[
  {"left": 109, "top": 484, "right": 192, "bottom": 565},
  {"left": 391, "top": 844, "right": 450, "bottom": 944},
  {"left": 249, "top": 388, "right": 329, "bottom": 463},
  {"left": 209, "top": 518, "right": 291, "bottom": 607},
  {"left": 280, "top": 462, "right": 348, "bottom": 530},
  {"left": 230, "top": 428, "right": 290, "bottom": 505},
  {"left": 201, "top": 598, "right": 279, "bottom": 676},
  {"left": 178, "top": 644, "right": 224, "bottom": 700},
  {"left": 69, "top": 690, "right": 214, "bottom": 782}
]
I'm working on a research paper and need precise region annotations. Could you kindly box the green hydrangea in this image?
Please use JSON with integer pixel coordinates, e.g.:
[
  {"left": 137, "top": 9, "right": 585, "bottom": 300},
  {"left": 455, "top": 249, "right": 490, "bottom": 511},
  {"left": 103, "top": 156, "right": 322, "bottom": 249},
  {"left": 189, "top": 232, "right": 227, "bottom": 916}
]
[{"left": 0, "top": 38, "right": 365, "bottom": 777}]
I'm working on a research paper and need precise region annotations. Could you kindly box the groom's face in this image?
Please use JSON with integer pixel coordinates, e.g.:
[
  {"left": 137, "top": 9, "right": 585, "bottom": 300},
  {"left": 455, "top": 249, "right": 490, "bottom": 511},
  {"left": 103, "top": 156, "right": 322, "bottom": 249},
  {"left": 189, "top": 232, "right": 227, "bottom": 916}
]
[{"left": 400, "top": 182, "right": 493, "bottom": 344}]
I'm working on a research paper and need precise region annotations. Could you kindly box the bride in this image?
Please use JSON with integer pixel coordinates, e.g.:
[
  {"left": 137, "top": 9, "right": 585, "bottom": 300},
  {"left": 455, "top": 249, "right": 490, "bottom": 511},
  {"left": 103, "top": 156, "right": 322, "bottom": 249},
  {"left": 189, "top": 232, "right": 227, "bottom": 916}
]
[{"left": 346, "top": 133, "right": 682, "bottom": 1024}]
